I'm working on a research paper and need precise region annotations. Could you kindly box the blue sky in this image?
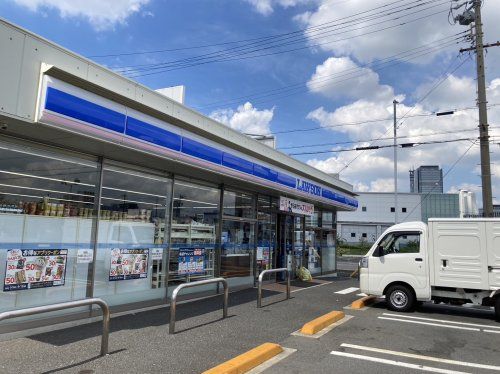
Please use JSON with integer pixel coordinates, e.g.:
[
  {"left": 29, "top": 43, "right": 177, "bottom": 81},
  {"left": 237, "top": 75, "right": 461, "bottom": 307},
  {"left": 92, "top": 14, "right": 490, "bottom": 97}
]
[{"left": 1, "top": 0, "right": 499, "bottom": 207}]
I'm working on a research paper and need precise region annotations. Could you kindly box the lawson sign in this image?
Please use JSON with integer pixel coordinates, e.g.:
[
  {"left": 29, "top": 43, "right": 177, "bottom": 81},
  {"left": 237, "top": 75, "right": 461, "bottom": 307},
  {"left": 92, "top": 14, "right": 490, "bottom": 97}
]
[{"left": 37, "top": 75, "right": 357, "bottom": 210}]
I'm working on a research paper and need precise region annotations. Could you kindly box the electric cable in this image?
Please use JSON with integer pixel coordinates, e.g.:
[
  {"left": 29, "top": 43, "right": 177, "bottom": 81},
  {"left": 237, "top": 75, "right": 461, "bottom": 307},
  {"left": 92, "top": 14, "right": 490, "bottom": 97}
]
[
  {"left": 89, "top": 0, "right": 411, "bottom": 59},
  {"left": 337, "top": 54, "right": 470, "bottom": 174},
  {"left": 278, "top": 123, "right": 500, "bottom": 150},
  {"left": 402, "top": 139, "right": 479, "bottom": 219},
  {"left": 120, "top": 1, "right": 451, "bottom": 77},
  {"left": 196, "top": 33, "right": 467, "bottom": 110}
]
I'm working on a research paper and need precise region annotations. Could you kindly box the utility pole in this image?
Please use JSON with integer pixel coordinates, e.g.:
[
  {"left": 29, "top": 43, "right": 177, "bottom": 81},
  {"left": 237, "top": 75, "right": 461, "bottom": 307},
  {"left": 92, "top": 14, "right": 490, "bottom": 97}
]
[
  {"left": 453, "top": 0, "right": 495, "bottom": 217},
  {"left": 393, "top": 99, "right": 399, "bottom": 224},
  {"left": 473, "top": 0, "right": 493, "bottom": 217}
]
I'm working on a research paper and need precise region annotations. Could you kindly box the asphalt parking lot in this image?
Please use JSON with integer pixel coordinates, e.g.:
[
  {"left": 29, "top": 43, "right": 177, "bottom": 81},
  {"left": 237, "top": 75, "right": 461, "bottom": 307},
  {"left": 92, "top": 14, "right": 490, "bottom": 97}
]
[
  {"left": 271, "top": 295, "right": 500, "bottom": 373},
  {"left": 0, "top": 277, "right": 499, "bottom": 373}
]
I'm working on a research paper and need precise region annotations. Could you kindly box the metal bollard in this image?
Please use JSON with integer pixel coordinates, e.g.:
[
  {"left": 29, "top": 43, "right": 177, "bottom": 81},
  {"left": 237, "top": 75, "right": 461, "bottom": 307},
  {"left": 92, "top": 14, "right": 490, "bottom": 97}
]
[
  {"left": 169, "top": 277, "right": 229, "bottom": 334},
  {"left": 257, "top": 268, "right": 290, "bottom": 308},
  {"left": 0, "top": 297, "right": 110, "bottom": 356}
]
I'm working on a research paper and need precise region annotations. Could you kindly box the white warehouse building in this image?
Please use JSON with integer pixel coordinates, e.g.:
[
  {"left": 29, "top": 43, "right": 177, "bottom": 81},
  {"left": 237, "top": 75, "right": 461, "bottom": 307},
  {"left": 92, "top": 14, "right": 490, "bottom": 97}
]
[{"left": 337, "top": 190, "right": 478, "bottom": 244}]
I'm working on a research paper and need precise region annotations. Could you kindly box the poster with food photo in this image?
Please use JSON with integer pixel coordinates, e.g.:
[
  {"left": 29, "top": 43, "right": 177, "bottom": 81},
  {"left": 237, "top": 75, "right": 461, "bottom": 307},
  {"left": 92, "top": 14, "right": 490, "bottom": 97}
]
[
  {"left": 4, "top": 249, "right": 68, "bottom": 292},
  {"left": 109, "top": 248, "right": 149, "bottom": 281}
]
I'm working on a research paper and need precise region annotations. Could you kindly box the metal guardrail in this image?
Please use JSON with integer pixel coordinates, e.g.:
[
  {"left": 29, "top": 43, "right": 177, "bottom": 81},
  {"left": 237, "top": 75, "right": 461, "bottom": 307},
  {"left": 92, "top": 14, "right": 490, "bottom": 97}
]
[
  {"left": 0, "top": 298, "right": 110, "bottom": 356},
  {"left": 169, "top": 277, "right": 228, "bottom": 334},
  {"left": 257, "top": 268, "right": 290, "bottom": 308}
]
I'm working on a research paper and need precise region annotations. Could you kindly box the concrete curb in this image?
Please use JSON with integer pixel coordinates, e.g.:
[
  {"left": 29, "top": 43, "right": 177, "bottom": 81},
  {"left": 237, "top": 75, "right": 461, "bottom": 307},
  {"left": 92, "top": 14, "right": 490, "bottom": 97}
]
[
  {"left": 203, "top": 343, "right": 283, "bottom": 374},
  {"left": 292, "top": 315, "right": 353, "bottom": 338},
  {"left": 300, "top": 311, "right": 345, "bottom": 335},
  {"left": 350, "top": 295, "right": 377, "bottom": 309}
]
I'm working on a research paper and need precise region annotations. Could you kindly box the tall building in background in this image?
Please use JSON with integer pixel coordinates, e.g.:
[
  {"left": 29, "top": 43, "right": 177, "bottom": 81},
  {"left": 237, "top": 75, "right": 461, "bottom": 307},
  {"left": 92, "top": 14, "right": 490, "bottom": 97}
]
[{"left": 410, "top": 165, "right": 443, "bottom": 193}]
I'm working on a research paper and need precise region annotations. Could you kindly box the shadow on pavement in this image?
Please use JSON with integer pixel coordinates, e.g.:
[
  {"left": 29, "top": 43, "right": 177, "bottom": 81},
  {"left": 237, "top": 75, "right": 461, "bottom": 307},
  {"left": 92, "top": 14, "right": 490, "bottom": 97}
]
[
  {"left": 40, "top": 348, "right": 126, "bottom": 374},
  {"left": 28, "top": 287, "right": 283, "bottom": 346},
  {"left": 370, "top": 300, "right": 496, "bottom": 321}
]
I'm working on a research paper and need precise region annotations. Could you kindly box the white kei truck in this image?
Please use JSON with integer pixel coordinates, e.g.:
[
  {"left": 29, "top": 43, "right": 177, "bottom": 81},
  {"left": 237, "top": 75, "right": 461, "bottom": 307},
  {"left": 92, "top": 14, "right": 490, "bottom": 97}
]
[{"left": 358, "top": 218, "right": 500, "bottom": 320}]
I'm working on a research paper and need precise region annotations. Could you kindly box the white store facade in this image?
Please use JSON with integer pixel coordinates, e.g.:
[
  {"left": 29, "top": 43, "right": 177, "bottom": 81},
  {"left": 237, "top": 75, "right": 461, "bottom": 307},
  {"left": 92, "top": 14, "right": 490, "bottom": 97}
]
[{"left": 0, "top": 19, "right": 357, "bottom": 336}]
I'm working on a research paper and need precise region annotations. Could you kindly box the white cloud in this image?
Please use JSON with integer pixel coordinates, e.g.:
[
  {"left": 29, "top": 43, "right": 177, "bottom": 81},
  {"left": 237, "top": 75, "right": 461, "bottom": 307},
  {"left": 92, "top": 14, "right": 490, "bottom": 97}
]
[
  {"left": 10, "top": 0, "right": 150, "bottom": 30},
  {"left": 295, "top": 0, "right": 500, "bottom": 64},
  {"left": 414, "top": 74, "right": 476, "bottom": 111},
  {"left": 244, "top": 0, "right": 317, "bottom": 16},
  {"left": 210, "top": 102, "right": 275, "bottom": 135},
  {"left": 448, "top": 183, "right": 482, "bottom": 195},
  {"left": 305, "top": 59, "right": 500, "bottom": 202},
  {"left": 307, "top": 56, "right": 395, "bottom": 102}
]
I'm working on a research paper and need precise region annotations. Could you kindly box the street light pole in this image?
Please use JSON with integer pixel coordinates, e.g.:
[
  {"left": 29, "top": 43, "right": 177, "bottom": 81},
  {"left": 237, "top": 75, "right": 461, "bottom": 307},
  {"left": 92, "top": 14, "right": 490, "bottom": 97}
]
[{"left": 393, "top": 99, "right": 399, "bottom": 224}]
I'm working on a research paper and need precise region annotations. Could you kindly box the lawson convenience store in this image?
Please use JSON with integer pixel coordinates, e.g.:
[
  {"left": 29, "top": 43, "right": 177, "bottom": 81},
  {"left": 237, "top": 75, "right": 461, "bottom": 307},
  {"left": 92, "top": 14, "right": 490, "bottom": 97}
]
[{"left": 0, "top": 19, "right": 357, "bottom": 334}]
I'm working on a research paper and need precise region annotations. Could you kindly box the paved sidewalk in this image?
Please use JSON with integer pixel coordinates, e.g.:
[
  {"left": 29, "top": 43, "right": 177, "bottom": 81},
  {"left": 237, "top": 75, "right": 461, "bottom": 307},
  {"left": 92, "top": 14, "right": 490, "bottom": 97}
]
[{"left": 0, "top": 276, "right": 361, "bottom": 374}]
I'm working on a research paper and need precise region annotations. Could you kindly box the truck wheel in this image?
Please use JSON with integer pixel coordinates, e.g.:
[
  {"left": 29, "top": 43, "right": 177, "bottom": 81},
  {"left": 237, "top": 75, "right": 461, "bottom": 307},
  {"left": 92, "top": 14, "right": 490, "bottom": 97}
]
[
  {"left": 386, "top": 284, "right": 416, "bottom": 312},
  {"left": 495, "top": 297, "right": 500, "bottom": 322}
]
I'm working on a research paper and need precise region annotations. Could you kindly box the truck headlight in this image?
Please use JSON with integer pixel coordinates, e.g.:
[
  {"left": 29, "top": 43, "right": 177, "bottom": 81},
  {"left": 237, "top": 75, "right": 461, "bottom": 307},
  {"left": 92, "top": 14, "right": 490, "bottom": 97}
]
[{"left": 359, "top": 257, "right": 368, "bottom": 268}]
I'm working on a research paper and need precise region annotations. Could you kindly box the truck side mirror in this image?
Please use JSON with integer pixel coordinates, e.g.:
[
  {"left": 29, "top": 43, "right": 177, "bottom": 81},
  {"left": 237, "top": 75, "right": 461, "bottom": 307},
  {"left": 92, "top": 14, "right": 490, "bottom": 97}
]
[{"left": 377, "top": 245, "right": 384, "bottom": 257}]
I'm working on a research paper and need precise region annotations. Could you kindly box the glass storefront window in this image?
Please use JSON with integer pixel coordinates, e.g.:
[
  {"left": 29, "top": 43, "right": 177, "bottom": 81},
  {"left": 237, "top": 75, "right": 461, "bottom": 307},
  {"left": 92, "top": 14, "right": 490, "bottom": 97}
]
[
  {"left": 223, "top": 190, "right": 254, "bottom": 219},
  {"left": 322, "top": 211, "right": 334, "bottom": 229},
  {"left": 257, "top": 196, "right": 275, "bottom": 274},
  {"left": 0, "top": 141, "right": 98, "bottom": 314},
  {"left": 305, "top": 211, "right": 321, "bottom": 275},
  {"left": 321, "top": 210, "right": 336, "bottom": 272},
  {"left": 294, "top": 216, "right": 305, "bottom": 270},
  {"left": 94, "top": 164, "right": 171, "bottom": 306},
  {"left": 305, "top": 211, "right": 319, "bottom": 228},
  {"left": 170, "top": 180, "right": 220, "bottom": 285},
  {"left": 221, "top": 190, "right": 256, "bottom": 281},
  {"left": 221, "top": 220, "right": 255, "bottom": 278},
  {"left": 321, "top": 229, "right": 336, "bottom": 273}
]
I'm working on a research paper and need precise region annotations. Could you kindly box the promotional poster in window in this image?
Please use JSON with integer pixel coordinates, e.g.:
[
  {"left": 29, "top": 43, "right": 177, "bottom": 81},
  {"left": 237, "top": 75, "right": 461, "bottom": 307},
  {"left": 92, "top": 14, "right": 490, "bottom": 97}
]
[
  {"left": 4, "top": 249, "right": 68, "bottom": 291},
  {"left": 109, "top": 248, "right": 149, "bottom": 281}
]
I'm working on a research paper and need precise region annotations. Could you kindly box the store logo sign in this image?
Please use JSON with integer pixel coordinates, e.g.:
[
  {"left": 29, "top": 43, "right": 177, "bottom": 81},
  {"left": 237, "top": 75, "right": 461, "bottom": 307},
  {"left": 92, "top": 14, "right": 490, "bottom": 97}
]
[
  {"left": 296, "top": 178, "right": 322, "bottom": 197},
  {"left": 279, "top": 196, "right": 314, "bottom": 216}
]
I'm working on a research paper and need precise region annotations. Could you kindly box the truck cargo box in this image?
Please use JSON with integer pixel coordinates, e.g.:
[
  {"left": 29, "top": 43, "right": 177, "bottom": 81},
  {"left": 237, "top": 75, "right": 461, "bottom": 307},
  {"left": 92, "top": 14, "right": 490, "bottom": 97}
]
[{"left": 429, "top": 219, "right": 500, "bottom": 290}]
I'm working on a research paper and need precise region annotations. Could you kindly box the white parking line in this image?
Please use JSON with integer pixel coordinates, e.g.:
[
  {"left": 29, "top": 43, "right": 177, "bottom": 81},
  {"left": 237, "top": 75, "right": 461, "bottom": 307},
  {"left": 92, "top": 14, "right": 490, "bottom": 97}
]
[
  {"left": 378, "top": 317, "right": 480, "bottom": 331},
  {"left": 341, "top": 343, "right": 500, "bottom": 371},
  {"left": 382, "top": 313, "right": 500, "bottom": 330},
  {"left": 484, "top": 329, "right": 500, "bottom": 334},
  {"left": 356, "top": 293, "right": 367, "bottom": 297},
  {"left": 330, "top": 351, "right": 470, "bottom": 374},
  {"left": 335, "top": 287, "right": 360, "bottom": 295},
  {"left": 291, "top": 281, "right": 333, "bottom": 293}
]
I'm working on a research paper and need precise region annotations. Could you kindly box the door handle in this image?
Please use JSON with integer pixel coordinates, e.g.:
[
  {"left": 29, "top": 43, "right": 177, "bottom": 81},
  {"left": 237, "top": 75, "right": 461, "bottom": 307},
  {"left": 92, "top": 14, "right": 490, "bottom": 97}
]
[{"left": 415, "top": 258, "right": 423, "bottom": 262}]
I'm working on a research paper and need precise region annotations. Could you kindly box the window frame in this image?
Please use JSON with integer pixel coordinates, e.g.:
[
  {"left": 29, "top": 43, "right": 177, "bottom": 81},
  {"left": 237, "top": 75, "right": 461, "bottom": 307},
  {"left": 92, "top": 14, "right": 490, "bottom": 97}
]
[{"left": 372, "top": 231, "right": 421, "bottom": 257}]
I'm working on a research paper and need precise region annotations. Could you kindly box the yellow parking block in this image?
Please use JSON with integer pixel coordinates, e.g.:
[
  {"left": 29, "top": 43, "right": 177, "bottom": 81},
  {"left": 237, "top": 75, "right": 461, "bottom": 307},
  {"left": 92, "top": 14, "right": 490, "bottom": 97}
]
[
  {"left": 300, "top": 311, "right": 345, "bottom": 335},
  {"left": 203, "top": 342, "right": 283, "bottom": 374},
  {"left": 350, "top": 295, "right": 377, "bottom": 309}
]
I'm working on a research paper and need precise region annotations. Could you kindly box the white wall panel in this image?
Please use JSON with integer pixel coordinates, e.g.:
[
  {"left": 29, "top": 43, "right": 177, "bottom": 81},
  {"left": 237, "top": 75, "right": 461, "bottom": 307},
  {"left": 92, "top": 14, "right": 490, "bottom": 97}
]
[{"left": 0, "top": 23, "right": 24, "bottom": 115}]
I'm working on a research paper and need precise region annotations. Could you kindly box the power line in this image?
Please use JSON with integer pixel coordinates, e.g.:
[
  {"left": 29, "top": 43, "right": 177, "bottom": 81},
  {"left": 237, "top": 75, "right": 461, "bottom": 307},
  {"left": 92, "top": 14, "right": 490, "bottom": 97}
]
[
  {"left": 279, "top": 123, "right": 500, "bottom": 150},
  {"left": 101, "top": 0, "right": 439, "bottom": 64},
  {"left": 125, "top": 7, "right": 451, "bottom": 77},
  {"left": 268, "top": 103, "right": 495, "bottom": 136},
  {"left": 288, "top": 136, "right": 482, "bottom": 155},
  {"left": 88, "top": 0, "right": 408, "bottom": 59},
  {"left": 195, "top": 33, "right": 466, "bottom": 110},
  {"left": 121, "top": 1, "right": 451, "bottom": 77},
  {"left": 337, "top": 53, "right": 470, "bottom": 174},
  {"left": 402, "top": 139, "right": 479, "bottom": 220}
]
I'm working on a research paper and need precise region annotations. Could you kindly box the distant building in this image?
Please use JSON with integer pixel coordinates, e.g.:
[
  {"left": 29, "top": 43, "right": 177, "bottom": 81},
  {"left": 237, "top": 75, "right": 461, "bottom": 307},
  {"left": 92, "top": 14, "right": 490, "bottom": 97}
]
[
  {"left": 478, "top": 205, "right": 500, "bottom": 218},
  {"left": 337, "top": 190, "right": 477, "bottom": 244},
  {"left": 410, "top": 165, "right": 443, "bottom": 193}
]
